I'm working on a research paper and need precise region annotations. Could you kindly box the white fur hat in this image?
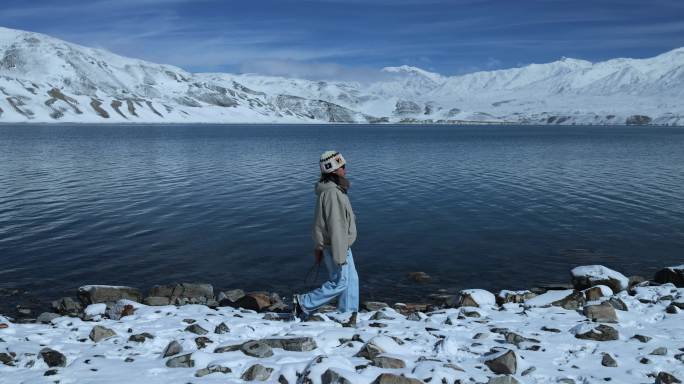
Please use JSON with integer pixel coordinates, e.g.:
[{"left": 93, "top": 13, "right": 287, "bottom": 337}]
[{"left": 319, "top": 150, "right": 346, "bottom": 174}]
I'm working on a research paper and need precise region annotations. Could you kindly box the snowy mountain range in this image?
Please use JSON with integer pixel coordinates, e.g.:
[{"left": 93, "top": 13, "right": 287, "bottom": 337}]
[{"left": 1, "top": 26, "right": 683, "bottom": 125}]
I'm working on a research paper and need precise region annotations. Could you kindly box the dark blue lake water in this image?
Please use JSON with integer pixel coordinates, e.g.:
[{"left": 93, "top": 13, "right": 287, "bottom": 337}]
[{"left": 1, "top": 124, "right": 683, "bottom": 312}]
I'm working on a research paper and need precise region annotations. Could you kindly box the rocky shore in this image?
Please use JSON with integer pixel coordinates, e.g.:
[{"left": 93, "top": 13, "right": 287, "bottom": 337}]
[{"left": 1, "top": 265, "right": 683, "bottom": 384}]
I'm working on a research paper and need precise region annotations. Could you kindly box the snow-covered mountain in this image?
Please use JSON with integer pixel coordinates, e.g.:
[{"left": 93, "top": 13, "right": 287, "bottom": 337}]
[{"left": 1, "top": 26, "right": 683, "bottom": 125}]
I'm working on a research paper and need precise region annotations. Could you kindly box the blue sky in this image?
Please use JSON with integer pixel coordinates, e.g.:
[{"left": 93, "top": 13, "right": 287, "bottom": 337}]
[{"left": 1, "top": 0, "right": 683, "bottom": 80}]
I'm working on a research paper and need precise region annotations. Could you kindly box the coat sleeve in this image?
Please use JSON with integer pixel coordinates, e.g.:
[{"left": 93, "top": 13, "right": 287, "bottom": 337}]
[
  {"left": 312, "top": 195, "right": 326, "bottom": 251},
  {"left": 323, "top": 190, "right": 349, "bottom": 265}
]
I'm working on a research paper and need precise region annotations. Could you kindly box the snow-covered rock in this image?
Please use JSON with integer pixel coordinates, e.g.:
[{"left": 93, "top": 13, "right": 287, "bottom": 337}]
[
  {"left": 655, "top": 265, "right": 684, "bottom": 287},
  {"left": 455, "top": 289, "right": 496, "bottom": 308},
  {"left": 571, "top": 265, "right": 629, "bottom": 292}
]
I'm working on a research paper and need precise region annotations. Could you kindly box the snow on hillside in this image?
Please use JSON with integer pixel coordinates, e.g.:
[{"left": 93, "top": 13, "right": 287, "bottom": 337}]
[{"left": 0, "top": 26, "right": 683, "bottom": 125}]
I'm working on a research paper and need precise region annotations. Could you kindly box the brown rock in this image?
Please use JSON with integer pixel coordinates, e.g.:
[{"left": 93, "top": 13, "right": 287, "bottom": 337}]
[
  {"left": 583, "top": 303, "right": 618, "bottom": 323},
  {"left": 371, "top": 373, "right": 423, "bottom": 384}
]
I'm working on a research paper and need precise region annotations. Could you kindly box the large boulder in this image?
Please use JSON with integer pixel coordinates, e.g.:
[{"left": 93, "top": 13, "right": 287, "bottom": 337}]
[
  {"left": 78, "top": 285, "right": 142, "bottom": 305},
  {"left": 654, "top": 265, "right": 684, "bottom": 287},
  {"left": 570, "top": 265, "right": 629, "bottom": 292}
]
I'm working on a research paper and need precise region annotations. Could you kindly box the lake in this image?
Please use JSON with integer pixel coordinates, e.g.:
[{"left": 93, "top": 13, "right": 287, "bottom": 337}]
[{"left": 1, "top": 124, "right": 683, "bottom": 313}]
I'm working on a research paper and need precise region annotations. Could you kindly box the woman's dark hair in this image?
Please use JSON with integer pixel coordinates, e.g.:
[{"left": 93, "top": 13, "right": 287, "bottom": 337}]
[{"left": 320, "top": 172, "right": 341, "bottom": 184}]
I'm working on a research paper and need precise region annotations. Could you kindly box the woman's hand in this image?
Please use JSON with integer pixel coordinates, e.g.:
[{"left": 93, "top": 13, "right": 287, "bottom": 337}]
[{"left": 314, "top": 248, "right": 323, "bottom": 265}]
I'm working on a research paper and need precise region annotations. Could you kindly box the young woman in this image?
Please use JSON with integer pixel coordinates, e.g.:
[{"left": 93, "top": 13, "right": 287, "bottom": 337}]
[{"left": 293, "top": 151, "right": 359, "bottom": 318}]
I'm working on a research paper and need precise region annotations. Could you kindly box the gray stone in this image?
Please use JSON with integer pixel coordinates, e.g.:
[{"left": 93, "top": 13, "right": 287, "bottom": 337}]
[
  {"left": 575, "top": 324, "right": 619, "bottom": 341},
  {"left": 371, "top": 355, "right": 406, "bottom": 369},
  {"left": 651, "top": 347, "right": 668, "bottom": 356},
  {"left": 655, "top": 266, "right": 684, "bottom": 287},
  {"left": 0, "top": 352, "right": 15, "bottom": 366},
  {"left": 195, "top": 336, "right": 212, "bottom": 349},
  {"left": 488, "top": 376, "right": 521, "bottom": 384},
  {"left": 39, "top": 348, "right": 66, "bottom": 368},
  {"left": 371, "top": 373, "right": 423, "bottom": 384},
  {"left": 675, "top": 353, "right": 684, "bottom": 363},
  {"left": 241, "top": 363, "right": 273, "bottom": 381},
  {"left": 502, "top": 331, "right": 540, "bottom": 347},
  {"left": 583, "top": 303, "right": 618, "bottom": 323},
  {"left": 656, "top": 372, "right": 681, "bottom": 384},
  {"left": 370, "top": 311, "right": 395, "bottom": 321},
  {"left": 162, "top": 340, "right": 182, "bottom": 357},
  {"left": 149, "top": 283, "right": 214, "bottom": 304},
  {"left": 484, "top": 349, "right": 517, "bottom": 375},
  {"left": 628, "top": 275, "right": 647, "bottom": 288},
  {"left": 37, "top": 312, "right": 60, "bottom": 324},
  {"left": 217, "top": 289, "right": 246, "bottom": 305},
  {"left": 166, "top": 353, "right": 194, "bottom": 368},
  {"left": 51, "top": 297, "right": 82, "bottom": 317},
  {"left": 89, "top": 325, "right": 116, "bottom": 342},
  {"left": 241, "top": 340, "right": 274, "bottom": 358},
  {"left": 601, "top": 353, "right": 618, "bottom": 367},
  {"left": 143, "top": 296, "right": 171, "bottom": 306},
  {"left": 362, "top": 301, "right": 389, "bottom": 311},
  {"left": 355, "top": 340, "right": 385, "bottom": 360},
  {"left": 321, "top": 368, "right": 353, "bottom": 384},
  {"left": 128, "top": 332, "right": 154, "bottom": 343},
  {"left": 78, "top": 285, "right": 142, "bottom": 305},
  {"left": 521, "top": 366, "right": 536, "bottom": 376},
  {"left": 185, "top": 324, "right": 208, "bottom": 335},
  {"left": 631, "top": 334, "right": 652, "bottom": 343},
  {"left": 262, "top": 337, "right": 317, "bottom": 352},
  {"left": 666, "top": 304, "right": 680, "bottom": 314},
  {"left": 606, "top": 297, "right": 628, "bottom": 311},
  {"left": 214, "top": 322, "right": 230, "bottom": 334},
  {"left": 195, "top": 364, "right": 231, "bottom": 377}
]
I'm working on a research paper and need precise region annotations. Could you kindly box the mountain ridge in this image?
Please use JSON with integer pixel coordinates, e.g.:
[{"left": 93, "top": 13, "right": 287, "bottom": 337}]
[{"left": 1, "top": 26, "right": 682, "bottom": 125}]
